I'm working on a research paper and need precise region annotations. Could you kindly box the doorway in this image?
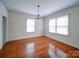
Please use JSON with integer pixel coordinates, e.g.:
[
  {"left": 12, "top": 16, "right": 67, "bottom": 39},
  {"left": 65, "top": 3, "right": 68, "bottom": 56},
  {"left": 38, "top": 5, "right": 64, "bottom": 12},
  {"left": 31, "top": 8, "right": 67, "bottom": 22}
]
[{"left": 3, "top": 16, "right": 7, "bottom": 45}]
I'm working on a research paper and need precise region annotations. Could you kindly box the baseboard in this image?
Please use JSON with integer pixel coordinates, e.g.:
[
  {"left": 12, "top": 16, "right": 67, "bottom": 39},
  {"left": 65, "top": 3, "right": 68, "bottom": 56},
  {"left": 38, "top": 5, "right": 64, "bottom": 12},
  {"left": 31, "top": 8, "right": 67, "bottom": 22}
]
[
  {"left": 0, "top": 45, "right": 3, "bottom": 50},
  {"left": 7, "top": 35, "right": 44, "bottom": 42}
]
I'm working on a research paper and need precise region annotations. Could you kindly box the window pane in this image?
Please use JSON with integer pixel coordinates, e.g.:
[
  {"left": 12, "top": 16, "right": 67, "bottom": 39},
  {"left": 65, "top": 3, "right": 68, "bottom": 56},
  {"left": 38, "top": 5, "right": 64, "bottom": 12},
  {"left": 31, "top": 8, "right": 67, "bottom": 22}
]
[
  {"left": 49, "top": 18, "right": 56, "bottom": 33},
  {"left": 49, "top": 19, "right": 56, "bottom": 26},
  {"left": 49, "top": 26, "right": 56, "bottom": 33},
  {"left": 57, "top": 26, "right": 68, "bottom": 35},
  {"left": 27, "top": 26, "right": 35, "bottom": 32},
  {"left": 57, "top": 15, "right": 68, "bottom": 26},
  {"left": 26, "top": 19, "right": 35, "bottom": 32},
  {"left": 27, "top": 19, "right": 35, "bottom": 25}
]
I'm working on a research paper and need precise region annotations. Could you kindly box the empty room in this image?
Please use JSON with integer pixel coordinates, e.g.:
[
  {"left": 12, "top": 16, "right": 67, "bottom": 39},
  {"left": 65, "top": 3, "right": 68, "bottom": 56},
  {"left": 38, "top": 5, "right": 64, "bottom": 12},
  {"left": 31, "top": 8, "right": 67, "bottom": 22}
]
[{"left": 0, "top": 0, "right": 79, "bottom": 58}]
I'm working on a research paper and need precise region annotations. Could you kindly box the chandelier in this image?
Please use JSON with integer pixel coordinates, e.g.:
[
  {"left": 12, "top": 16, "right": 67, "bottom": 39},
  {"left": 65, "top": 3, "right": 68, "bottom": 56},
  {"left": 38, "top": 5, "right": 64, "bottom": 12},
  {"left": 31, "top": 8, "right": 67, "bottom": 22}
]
[{"left": 37, "top": 4, "right": 40, "bottom": 19}]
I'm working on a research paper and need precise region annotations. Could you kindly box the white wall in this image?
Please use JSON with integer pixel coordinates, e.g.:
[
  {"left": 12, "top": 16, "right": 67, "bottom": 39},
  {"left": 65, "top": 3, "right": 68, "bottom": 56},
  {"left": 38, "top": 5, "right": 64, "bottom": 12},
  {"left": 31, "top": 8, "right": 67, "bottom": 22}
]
[
  {"left": 0, "top": 1, "right": 8, "bottom": 48},
  {"left": 8, "top": 10, "right": 43, "bottom": 41},
  {"left": 44, "top": 4, "right": 79, "bottom": 48},
  {"left": 0, "top": 2, "right": 8, "bottom": 17}
]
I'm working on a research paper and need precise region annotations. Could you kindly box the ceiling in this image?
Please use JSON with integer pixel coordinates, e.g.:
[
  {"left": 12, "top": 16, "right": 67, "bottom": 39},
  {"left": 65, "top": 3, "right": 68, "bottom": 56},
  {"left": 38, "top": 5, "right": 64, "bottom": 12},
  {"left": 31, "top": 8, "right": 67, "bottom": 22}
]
[{"left": 1, "top": 0, "right": 79, "bottom": 17}]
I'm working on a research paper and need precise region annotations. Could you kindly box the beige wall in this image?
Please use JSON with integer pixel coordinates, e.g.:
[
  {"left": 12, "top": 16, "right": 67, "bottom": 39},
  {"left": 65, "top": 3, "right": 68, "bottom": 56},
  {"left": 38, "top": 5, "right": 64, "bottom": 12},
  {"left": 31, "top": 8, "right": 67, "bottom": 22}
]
[
  {"left": 44, "top": 4, "right": 79, "bottom": 48},
  {"left": 8, "top": 10, "right": 43, "bottom": 41}
]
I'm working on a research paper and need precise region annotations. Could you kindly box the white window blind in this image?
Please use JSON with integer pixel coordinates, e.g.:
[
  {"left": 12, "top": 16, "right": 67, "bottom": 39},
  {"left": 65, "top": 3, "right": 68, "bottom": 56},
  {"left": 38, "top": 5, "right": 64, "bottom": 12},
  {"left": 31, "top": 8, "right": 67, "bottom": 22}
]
[
  {"left": 26, "top": 19, "right": 35, "bottom": 32},
  {"left": 49, "top": 19, "right": 56, "bottom": 33},
  {"left": 57, "top": 15, "right": 69, "bottom": 35},
  {"left": 48, "top": 15, "right": 69, "bottom": 35}
]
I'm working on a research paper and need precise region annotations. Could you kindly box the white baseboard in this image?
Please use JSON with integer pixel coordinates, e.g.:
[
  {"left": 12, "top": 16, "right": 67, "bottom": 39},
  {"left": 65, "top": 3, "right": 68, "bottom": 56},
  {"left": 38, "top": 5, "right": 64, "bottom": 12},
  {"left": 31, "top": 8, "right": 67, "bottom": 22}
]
[
  {"left": 8, "top": 34, "right": 43, "bottom": 42},
  {"left": 0, "top": 43, "right": 3, "bottom": 50}
]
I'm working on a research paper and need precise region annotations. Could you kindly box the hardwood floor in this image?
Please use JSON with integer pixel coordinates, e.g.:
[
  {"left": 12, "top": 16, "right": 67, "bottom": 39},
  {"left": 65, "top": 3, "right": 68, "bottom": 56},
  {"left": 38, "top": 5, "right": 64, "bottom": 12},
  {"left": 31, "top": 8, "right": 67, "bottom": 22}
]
[
  {"left": 0, "top": 36, "right": 49, "bottom": 58},
  {"left": 0, "top": 36, "right": 79, "bottom": 58},
  {"left": 47, "top": 36, "right": 79, "bottom": 58}
]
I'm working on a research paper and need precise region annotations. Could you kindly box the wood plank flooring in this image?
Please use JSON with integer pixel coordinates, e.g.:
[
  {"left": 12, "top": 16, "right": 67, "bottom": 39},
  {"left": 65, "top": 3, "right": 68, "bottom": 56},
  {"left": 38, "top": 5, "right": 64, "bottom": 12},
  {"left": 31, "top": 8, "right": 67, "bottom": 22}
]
[
  {"left": 47, "top": 36, "right": 79, "bottom": 58},
  {"left": 0, "top": 36, "right": 79, "bottom": 58},
  {"left": 0, "top": 36, "right": 49, "bottom": 58}
]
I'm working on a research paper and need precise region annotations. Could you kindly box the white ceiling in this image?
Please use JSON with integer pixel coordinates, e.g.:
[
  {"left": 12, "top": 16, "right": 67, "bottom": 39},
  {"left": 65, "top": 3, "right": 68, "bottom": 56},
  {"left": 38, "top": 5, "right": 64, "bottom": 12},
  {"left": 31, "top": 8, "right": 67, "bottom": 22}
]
[{"left": 1, "top": 0, "right": 79, "bottom": 17}]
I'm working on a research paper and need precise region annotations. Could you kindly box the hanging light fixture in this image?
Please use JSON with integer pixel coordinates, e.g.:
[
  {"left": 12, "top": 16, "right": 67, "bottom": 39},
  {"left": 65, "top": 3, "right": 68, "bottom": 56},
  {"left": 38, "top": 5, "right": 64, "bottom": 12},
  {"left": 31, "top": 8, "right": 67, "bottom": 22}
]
[{"left": 37, "top": 4, "right": 40, "bottom": 19}]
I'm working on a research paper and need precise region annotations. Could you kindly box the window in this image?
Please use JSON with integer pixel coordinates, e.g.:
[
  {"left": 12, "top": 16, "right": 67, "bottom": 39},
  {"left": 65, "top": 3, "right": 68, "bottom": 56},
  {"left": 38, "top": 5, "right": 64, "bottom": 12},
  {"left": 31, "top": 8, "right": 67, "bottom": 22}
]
[
  {"left": 57, "top": 15, "right": 69, "bottom": 35},
  {"left": 26, "top": 19, "right": 35, "bottom": 32},
  {"left": 49, "top": 19, "right": 56, "bottom": 33},
  {"left": 49, "top": 15, "right": 69, "bottom": 35}
]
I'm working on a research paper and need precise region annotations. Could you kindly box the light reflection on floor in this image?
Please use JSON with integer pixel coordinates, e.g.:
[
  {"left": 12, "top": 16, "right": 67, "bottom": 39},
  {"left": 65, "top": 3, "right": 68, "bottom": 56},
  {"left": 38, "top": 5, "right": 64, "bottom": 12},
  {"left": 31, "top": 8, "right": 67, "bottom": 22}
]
[
  {"left": 48, "top": 43, "right": 56, "bottom": 57},
  {"left": 48, "top": 43, "right": 67, "bottom": 58},
  {"left": 27, "top": 43, "right": 35, "bottom": 57}
]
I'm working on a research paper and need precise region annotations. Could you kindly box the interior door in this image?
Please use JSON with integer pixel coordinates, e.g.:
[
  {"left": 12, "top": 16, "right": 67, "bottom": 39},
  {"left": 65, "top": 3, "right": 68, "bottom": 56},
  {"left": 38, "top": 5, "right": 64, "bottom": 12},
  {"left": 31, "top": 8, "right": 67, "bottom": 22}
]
[{"left": 0, "top": 14, "right": 3, "bottom": 49}]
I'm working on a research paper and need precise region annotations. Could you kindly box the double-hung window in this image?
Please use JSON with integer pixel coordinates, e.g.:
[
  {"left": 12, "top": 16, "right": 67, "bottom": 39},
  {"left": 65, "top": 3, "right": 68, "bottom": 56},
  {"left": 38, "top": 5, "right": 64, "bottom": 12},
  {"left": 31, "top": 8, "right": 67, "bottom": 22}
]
[
  {"left": 57, "top": 15, "right": 69, "bottom": 35},
  {"left": 49, "top": 15, "right": 69, "bottom": 35},
  {"left": 26, "top": 19, "right": 35, "bottom": 32},
  {"left": 49, "top": 19, "right": 56, "bottom": 33}
]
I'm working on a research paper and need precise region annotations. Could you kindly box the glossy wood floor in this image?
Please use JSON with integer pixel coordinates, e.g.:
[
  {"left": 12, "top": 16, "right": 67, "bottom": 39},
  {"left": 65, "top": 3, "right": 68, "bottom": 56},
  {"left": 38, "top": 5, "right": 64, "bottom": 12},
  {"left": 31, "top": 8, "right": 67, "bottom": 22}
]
[
  {"left": 0, "top": 36, "right": 49, "bottom": 58},
  {"left": 0, "top": 36, "right": 79, "bottom": 58}
]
